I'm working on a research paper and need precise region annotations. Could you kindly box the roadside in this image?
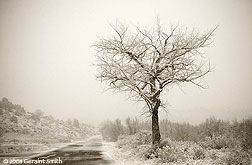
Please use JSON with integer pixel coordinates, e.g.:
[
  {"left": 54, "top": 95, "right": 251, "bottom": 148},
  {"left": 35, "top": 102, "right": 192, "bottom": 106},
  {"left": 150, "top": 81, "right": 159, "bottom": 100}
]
[{"left": 102, "top": 141, "right": 156, "bottom": 165}]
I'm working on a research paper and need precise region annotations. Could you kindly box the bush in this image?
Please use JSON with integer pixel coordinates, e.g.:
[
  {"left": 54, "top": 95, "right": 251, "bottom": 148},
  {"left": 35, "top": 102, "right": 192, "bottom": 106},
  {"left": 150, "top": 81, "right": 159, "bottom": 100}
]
[
  {"left": 73, "top": 118, "right": 80, "bottom": 128},
  {"left": 125, "top": 117, "right": 139, "bottom": 135},
  {"left": 199, "top": 117, "right": 228, "bottom": 140},
  {"left": 14, "top": 110, "right": 24, "bottom": 116},
  {"left": 200, "top": 135, "right": 237, "bottom": 149},
  {"left": 0, "top": 98, "right": 13, "bottom": 110},
  {"left": 0, "top": 127, "right": 4, "bottom": 137},
  {"left": 156, "top": 145, "right": 187, "bottom": 163},
  {"left": 143, "top": 146, "right": 158, "bottom": 159},
  {"left": 117, "top": 131, "right": 152, "bottom": 149},
  {"left": 100, "top": 119, "right": 124, "bottom": 142},
  {"left": 10, "top": 116, "right": 18, "bottom": 123},
  {"left": 143, "top": 140, "right": 206, "bottom": 163},
  {"left": 222, "top": 149, "right": 251, "bottom": 165},
  {"left": 159, "top": 138, "right": 173, "bottom": 149},
  {"left": 159, "top": 119, "right": 198, "bottom": 142},
  {"left": 135, "top": 145, "right": 152, "bottom": 158},
  {"left": 30, "top": 114, "right": 39, "bottom": 121},
  {"left": 208, "top": 151, "right": 218, "bottom": 160},
  {"left": 136, "top": 131, "right": 152, "bottom": 145},
  {"left": 234, "top": 118, "right": 252, "bottom": 150},
  {"left": 193, "top": 146, "right": 206, "bottom": 160}
]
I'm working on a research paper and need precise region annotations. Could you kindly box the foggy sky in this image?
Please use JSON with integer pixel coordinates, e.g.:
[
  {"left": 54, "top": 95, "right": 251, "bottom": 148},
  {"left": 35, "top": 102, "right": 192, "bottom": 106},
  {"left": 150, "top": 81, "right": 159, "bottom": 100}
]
[{"left": 0, "top": 0, "right": 252, "bottom": 125}]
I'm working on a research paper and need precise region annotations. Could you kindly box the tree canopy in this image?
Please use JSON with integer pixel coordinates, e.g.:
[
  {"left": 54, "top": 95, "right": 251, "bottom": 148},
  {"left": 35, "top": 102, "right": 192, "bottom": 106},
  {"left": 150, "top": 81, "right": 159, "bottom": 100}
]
[{"left": 94, "top": 22, "right": 215, "bottom": 113}]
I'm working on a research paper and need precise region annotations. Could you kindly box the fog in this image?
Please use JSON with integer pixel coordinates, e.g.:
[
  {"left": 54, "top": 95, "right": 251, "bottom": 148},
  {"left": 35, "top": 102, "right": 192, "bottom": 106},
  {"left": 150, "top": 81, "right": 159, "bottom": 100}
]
[{"left": 0, "top": 0, "right": 252, "bottom": 125}]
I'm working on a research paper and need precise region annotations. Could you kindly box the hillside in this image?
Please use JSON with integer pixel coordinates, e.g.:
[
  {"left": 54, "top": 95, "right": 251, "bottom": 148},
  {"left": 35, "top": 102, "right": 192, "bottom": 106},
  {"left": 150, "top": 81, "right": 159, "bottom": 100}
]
[{"left": 0, "top": 98, "right": 96, "bottom": 153}]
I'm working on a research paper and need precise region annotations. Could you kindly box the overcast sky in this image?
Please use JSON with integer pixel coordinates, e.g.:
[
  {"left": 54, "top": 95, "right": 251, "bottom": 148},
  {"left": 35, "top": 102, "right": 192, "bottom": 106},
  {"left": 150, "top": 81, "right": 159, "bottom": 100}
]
[{"left": 0, "top": 0, "right": 252, "bottom": 125}]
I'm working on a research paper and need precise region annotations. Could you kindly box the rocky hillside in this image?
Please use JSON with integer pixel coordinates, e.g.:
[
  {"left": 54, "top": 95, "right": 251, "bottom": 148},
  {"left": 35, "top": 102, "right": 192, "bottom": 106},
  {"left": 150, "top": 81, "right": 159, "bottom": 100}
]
[{"left": 0, "top": 98, "right": 95, "bottom": 144}]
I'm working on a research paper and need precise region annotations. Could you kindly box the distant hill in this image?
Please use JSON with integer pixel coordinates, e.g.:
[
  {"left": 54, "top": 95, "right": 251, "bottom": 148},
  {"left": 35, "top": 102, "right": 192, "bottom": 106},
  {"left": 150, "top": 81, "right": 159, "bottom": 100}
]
[{"left": 0, "top": 98, "right": 96, "bottom": 144}]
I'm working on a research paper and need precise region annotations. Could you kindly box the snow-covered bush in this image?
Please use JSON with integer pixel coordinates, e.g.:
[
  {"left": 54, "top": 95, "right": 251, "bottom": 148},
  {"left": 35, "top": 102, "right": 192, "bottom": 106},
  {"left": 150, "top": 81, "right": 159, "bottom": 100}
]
[
  {"left": 221, "top": 148, "right": 252, "bottom": 165},
  {"left": 233, "top": 118, "right": 252, "bottom": 150},
  {"left": 141, "top": 139, "right": 207, "bottom": 163},
  {"left": 192, "top": 145, "right": 206, "bottom": 160},
  {"left": 117, "top": 131, "right": 152, "bottom": 149},
  {"left": 10, "top": 115, "right": 18, "bottom": 123},
  {"left": 100, "top": 119, "right": 124, "bottom": 142},
  {"left": 156, "top": 145, "right": 187, "bottom": 163},
  {"left": 158, "top": 138, "right": 173, "bottom": 149},
  {"left": 0, "top": 109, "right": 4, "bottom": 115},
  {"left": 136, "top": 131, "right": 152, "bottom": 144},
  {"left": 199, "top": 135, "right": 237, "bottom": 150}
]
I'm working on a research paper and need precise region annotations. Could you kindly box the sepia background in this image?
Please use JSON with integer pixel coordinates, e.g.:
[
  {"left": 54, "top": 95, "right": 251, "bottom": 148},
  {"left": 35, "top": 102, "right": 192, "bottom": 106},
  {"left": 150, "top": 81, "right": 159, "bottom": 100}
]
[{"left": 0, "top": 0, "right": 252, "bottom": 125}]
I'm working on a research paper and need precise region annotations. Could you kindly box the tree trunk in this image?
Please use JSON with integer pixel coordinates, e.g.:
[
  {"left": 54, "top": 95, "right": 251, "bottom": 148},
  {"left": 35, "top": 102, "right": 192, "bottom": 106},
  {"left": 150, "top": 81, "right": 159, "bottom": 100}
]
[{"left": 151, "top": 99, "right": 161, "bottom": 146}]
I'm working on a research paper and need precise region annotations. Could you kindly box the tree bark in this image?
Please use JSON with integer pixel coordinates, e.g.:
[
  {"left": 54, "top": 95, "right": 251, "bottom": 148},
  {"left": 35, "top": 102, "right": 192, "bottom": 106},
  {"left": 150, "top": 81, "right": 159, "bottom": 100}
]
[{"left": 152, "top": 99, "right": 161, "bottom": 146}]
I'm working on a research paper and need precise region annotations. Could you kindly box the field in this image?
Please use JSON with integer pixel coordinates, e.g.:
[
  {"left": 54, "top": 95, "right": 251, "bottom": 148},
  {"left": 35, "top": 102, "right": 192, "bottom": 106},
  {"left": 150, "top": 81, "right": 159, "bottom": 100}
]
[{"left": 101, "top": 118, "right": 252, "bottom": 165}]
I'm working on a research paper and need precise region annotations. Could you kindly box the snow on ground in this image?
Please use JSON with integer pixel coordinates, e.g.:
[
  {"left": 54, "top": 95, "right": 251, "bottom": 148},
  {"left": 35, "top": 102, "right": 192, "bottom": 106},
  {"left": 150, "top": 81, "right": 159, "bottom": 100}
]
[
  {"left": 101, "top": 140, "right": 225, "bottom": 165},
  {"left": 102, "top": 141, "right": 157, "bottom": 165}
]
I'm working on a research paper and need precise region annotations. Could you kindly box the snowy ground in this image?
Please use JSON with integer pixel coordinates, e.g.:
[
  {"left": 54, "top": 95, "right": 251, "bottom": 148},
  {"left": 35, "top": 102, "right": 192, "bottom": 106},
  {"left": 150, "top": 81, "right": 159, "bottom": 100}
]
[
  {"left": 102, "top": 141, "right": 220, "bottom": 165},
  {"left": 102, "top": 141, "right": 223, "bottom": 165},
  {"left": 103, "top": 141, "right": 157, "bottom": 165}
]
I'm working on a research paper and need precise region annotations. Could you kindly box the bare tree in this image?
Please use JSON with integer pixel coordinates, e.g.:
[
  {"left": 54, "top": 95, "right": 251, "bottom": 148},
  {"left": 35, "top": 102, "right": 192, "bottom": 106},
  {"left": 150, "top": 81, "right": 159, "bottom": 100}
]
[{"left": 93, "top": 21, "right": 216, "bottom": 145}]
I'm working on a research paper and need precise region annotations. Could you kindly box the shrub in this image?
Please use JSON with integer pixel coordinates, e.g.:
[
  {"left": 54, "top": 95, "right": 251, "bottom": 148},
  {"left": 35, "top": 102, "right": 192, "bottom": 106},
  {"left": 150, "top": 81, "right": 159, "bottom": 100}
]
[
  {"left": 10, "top": 115, "right": 18, "bottom": 123},
  {"left": 136, "top": 131, "right": 152, "bottom": 145},
  {"left": 160, "top": 119, "right": 198, "bottom": 142},
  {"left": 31, "top": 113, "right": 40, "bottom": 121},
  {"left": 14, "top": 110, "right": 23, "bottom": 116},
  {"left": 200, "top": 135, "right": 237, "bottom": 149},
  {"left": 100, "top": 119, "right": 124, "bottom": 142},
  {"left": 156, "top": 145, "right": 187, "bottom": 163},
  {"left": 158, "top": 138, "right": 174, "bottom": 149},
  {"left": 212, "top": 136, "right": 231, "bottom": 149},
  {"left": 0, "top": 109, "right": 3, "bottom": 115},
  {"left": 21, "top": 129, "right": 30, "bottom": 134},
  {"left": 135, "top": 145, "right": 151, "bottom": 158},
  {"left": 199, "top": 117, "right": 228, "bottom": 140},
  {"left": 117, "top": 131, "right": 152, "bottom": 149},
  {"left": 234, "top": 118, "right": 252, "bottom": 150},
  {"left": 143, "top": 140, "right": 200, "bottom": 163},
  {"left": 0, "top": 127, "right": 4, "bottom": 137},
  {"left": 208, "top": 151, "right": 218, "bottom": 160},
  {"left": 222, "top": 149, "right": 251, "bottom": 165},
  {"left": 0, "top": 98, "right": 13, "bottom": 110},
  {"left": 125, "top": 117, "right": 139, "bottom": 135},
  {"left": 193, "top": 146, "right": 206, "bottom": 160},
  {"left": 143, "top": 146, "right": 158, "bottom": 159}
]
